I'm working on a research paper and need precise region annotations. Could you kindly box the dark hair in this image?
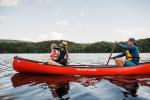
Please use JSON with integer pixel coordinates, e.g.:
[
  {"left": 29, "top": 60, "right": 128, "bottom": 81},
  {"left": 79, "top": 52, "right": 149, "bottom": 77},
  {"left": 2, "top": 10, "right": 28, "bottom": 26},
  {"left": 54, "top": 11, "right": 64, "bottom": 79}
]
[
  {"left": 63, "top": 46, "right": 66, "bottom": 50},
  {"left": 61, "top": 46, "right": 66, "bottom": 50}
]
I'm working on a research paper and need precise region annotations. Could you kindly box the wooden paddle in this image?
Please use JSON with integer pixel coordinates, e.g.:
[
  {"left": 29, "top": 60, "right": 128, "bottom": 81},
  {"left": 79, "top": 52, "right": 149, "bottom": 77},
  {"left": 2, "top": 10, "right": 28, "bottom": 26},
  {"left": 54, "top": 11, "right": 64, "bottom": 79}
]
[{"left": 107, "top": 43, "right": 116, "bottom": 67}]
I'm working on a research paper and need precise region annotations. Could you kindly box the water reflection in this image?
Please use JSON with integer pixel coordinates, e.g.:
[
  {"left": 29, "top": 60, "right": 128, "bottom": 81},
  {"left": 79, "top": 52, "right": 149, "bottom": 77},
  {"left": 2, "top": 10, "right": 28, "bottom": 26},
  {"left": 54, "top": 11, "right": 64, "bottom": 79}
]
[
  {"left": 11, "top": 73, "right": 150, "bottom": 100},
  {"left": 101, "top": 75, "right": 150, "bottom": 100},
  {"left": 102, "top": 76, "right": 139, "bottom": 99},
  {"left": 48, "top": 82, "right": 70, "bottom": 100}
]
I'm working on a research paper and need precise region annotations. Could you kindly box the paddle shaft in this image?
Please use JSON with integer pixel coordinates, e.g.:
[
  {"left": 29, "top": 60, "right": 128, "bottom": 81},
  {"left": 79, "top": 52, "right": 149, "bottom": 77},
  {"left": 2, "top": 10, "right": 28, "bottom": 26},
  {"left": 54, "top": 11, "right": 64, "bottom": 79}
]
[{"left": 107, "top": 43, "right": 116, "bottom": 66}]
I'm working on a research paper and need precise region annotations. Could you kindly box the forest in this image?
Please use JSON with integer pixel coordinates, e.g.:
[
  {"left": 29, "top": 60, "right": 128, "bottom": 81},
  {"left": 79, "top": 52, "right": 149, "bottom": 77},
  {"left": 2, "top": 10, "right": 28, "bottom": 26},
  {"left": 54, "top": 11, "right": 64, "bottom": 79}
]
[{"left": 0, "top": 38, "right": 150, "bottom": 53}]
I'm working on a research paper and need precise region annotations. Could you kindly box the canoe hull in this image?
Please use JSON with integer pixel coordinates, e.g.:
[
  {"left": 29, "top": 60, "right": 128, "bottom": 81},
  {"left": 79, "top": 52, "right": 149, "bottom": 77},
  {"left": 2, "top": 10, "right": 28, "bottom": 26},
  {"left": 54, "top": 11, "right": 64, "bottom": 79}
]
[{"left": 12, "top": 57, "right": 150, "bottom": 75}]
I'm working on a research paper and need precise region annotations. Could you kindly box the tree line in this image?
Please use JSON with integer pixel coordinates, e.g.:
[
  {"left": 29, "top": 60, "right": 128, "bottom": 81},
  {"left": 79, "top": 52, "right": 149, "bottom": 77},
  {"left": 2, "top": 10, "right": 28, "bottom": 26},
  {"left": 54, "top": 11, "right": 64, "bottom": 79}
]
[{"left": 0, "top": 38, "right": 150, "bottom": 53}]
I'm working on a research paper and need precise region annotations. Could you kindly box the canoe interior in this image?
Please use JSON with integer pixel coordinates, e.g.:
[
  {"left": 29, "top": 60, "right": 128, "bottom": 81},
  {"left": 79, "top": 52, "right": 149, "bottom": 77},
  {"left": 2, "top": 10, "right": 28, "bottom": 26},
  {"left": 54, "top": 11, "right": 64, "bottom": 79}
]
[{"left": 14, "top": 56, "right": 150, "bottom": 68}]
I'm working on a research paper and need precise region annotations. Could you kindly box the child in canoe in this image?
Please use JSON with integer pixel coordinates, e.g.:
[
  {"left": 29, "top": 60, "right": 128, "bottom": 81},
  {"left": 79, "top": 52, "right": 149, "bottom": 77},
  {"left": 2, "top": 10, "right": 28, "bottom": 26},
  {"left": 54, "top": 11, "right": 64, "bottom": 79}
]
[{"left": 48, "top": 41, "right": 69, "bottom": 66}]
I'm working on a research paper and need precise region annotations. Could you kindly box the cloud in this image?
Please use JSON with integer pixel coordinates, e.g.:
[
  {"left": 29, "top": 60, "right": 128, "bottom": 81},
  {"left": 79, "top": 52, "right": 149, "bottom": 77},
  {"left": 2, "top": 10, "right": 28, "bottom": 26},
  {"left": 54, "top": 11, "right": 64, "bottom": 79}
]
[
  {"left": 114, "top": 27, "right": 150, "bottom": 36},
  {"left": 80, "top": 11, "right": 83, "bottom": 17},
  {"left": 36, "top": 0, "right": 53, "bottom": 3},
  {"left": 113, "top": 29, "right": 135, "bottom": 41},
  {"left": 37, "top": 32, "right": 64, "bottom": 41},
  {"left": 14, "top": 5, "right": 22, "bottom": 7},
  {"left": 113, "top": 27, "right": 150, "bottom": 41},
  {"left": 57, "top": 9, "right": 62, "bottom": 12},
  {"left": 0, "top": 16, "right": 11, "bottom": 19},
  {"left": 19, "top": 38, "right": 29, "bottom": 41},
  {"left": 37, "top": 35, "right": 48, "bottom": 41},
  {"left": 76, "top": 23, "right": 82, "bottom": 26},
  {"left": 76, "top": 30, "right": 80, "bottom": 32},
  {"left": 119, "top": 21, "right": 125, "bottom": 23},
  {"left": 49, "top": 32, "right": 64, "bottom": 40},
  {"left": 55, "top": 21, "right": 69, "bottom": 27},
  {"left": 0, "top": 0, "right": 26, "bottom": 6},
  {"left": 19, "top": 32, "right": 65, "bottom": 42},
  {"left": 19, "top": 38, "right": 34, "bottom": 42},
  {"left": 36, "top": 0, "right": 44, "bottom": 3},
  {"left": 134, "top": 27, "right": 150, "bottom": 34},
  {"left": 118, "top": 37, "right": 127, "bottom": 40},
  {"left": 80, "top": 6, "right": 87, "bottom": 17},
  {"left": 24, "top": 7, "right": 39, "bottom": 9},
  {"left": 0, "top": 0, "right": 39, "bottom": 10},
  {"left": 114, "top": 29, "right": 135, "bottom": 36}
]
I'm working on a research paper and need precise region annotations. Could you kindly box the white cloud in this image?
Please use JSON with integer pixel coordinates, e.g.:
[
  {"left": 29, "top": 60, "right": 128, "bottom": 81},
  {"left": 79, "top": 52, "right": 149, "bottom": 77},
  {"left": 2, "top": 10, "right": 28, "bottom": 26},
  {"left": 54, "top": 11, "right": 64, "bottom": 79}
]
[
  {"left": 57, "top": 9, "right": 62, "bottom": 12},
  {"left": 118, "top": 37, "right": 127, "bottom": 40},
  {"left": 36, "top": 0, "right": 53, "bottom": 3},
  {"left": 19, "top": 38, "right": 29, "bottom": 41},
  {"left": 0, "top": 0, "right": 39, "bottom": 9},
  {"left": 80, "top": 7, "right": 87, "bottom": 17},
  {"left": 24, "top": 7, "right": 39, "bottom": 9},
  {"left": 55, "top": 21, "right": 69, "bottom": 27},
  {"left": 80, "top": 11, "right": 83, "bottom": 17},
  {"left": 36, "top": 0, "right": 43, "bottom": 3},
  {"left": 37, "top": 35, "right": 48, "bottom": 41},
  {"left": 14, "top": 5, "right": 22, "bottom": 7},
  {"left": 76, "top": 30, "right": 80, "bottom": 32},
  {"left": 36, "top": 32, "right": 64, "bottom": 42},
  {"left": 113, "top": 29, "right": 135, "bottom": 42},
  {"left": 36, "top": 0, "right": 44, "bottom": 3},
  {"left": 114, "top": 29, "right": 135, "bottom": 36},
  {"left": 119, "top": 21, "right": 125, "bottom": 23},
  {"left": 134, "top": 27, "right": 150, "bottom": 34},
  {"left": 18, "top": 32, "right": 65, "bottom": 42},
  {"left": 0, "top": 0, "right": 26, "bottom": 6},
  {"left": 49, "top": 32, "right": 64, "bottom": 40},
  {"left": 113, "top": 27, "right": 150, "bottom": 41},
  {"left": 0, "top": 16, "right": 11, "bottom": 19},
  {"left": 19, "top": 38, "right": 34, "bottom": 42},
  {"left": 114, "top": 27, "right": 150, "bottom": 36},
  {"left": 47, "top": 0, "right": 53, "bottom": 1},
  {"left": 76, "top": 23, "right": 82, "bottom": 26}
]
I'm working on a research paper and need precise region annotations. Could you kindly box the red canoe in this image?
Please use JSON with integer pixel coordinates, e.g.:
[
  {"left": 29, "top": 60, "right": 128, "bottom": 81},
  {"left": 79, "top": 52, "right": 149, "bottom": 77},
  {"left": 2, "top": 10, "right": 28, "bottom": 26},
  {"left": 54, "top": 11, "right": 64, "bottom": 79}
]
[{"left": 12, "top": 56, "right": 150, "bottom": 75}]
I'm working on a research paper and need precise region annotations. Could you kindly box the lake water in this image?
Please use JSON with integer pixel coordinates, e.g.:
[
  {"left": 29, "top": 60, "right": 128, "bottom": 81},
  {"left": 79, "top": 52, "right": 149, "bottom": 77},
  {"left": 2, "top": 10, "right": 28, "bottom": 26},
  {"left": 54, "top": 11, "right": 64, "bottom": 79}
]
[{"left": 0, "top": 53, "right": 150, "bottom": 100}]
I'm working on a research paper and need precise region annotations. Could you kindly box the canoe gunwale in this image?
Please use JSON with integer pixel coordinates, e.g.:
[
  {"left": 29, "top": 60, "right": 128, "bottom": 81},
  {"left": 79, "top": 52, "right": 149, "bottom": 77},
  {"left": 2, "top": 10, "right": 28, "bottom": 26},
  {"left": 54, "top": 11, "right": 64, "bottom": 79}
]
[{"left": 14, "top": 56, "right": 150, "bottom": 68}]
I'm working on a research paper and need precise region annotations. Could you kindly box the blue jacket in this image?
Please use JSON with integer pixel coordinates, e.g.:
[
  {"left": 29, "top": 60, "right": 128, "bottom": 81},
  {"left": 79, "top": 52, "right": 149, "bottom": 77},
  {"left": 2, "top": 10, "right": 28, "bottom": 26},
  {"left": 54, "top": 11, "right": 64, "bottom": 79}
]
[{"left": 113, "top": 43, "right": 139, "bottom": 65}]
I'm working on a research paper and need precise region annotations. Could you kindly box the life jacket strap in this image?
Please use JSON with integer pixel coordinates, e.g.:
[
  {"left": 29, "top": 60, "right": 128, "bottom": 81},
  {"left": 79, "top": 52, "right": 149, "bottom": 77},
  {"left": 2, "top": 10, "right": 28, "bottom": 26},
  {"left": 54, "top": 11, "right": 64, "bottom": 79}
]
[{"left": 127, "top": 57, "right": 140, "bottom": 59}]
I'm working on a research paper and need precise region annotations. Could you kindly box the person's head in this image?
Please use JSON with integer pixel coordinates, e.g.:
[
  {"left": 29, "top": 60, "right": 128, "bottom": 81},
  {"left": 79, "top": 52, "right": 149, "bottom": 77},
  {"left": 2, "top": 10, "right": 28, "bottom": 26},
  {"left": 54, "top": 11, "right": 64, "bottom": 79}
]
[
  {"left": 51, "top": 44, "right": 57, "bottom": 50},
  {"left": 127, "top": 38, "right": 137, "bottom": 46},
  {"left": 60, "top": 41, "right": 68, "bottom": 50}
]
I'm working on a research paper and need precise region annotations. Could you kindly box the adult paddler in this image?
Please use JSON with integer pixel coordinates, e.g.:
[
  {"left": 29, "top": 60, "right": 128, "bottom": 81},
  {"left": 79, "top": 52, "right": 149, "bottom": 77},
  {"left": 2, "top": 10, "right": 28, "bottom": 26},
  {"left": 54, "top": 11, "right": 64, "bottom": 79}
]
[{"left": 109, "top": 38, "right": 140, "bottom": 67}]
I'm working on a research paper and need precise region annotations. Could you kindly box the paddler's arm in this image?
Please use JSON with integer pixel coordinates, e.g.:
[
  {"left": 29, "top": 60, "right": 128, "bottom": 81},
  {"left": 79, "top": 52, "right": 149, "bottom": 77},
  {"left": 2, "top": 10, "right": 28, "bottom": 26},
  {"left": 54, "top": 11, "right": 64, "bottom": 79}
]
[
  {"left": 117, "top": 43, "right": 136, "bottom": 50},
  {"left": 109, "top": 41, "right": 126, "bottom": 59},
  {"left": 112, "top": 51, "right": 126, "bottom": 59},
  {"left": 109, "top": 51, "right": 126, "bottom": 59}
]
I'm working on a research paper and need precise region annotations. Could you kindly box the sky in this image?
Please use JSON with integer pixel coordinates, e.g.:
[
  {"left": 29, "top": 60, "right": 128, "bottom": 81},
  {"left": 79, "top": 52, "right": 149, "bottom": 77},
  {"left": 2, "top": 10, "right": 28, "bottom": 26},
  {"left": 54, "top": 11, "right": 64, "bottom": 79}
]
[{"left": 0, "top": 0, "right": 150, "bottom": 43}]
